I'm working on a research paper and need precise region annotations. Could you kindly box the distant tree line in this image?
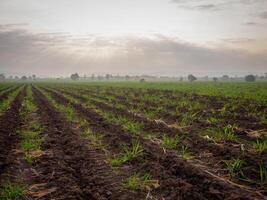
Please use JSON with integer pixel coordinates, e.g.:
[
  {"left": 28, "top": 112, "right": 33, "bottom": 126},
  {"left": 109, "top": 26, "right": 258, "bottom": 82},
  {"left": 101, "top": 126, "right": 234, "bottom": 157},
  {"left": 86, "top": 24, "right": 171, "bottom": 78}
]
[
  {"left": 0, "top": 74, "right": 37, "bottom": 81},
  {"left": 67, "top": 73, "right": 267, "bottom": 82}
]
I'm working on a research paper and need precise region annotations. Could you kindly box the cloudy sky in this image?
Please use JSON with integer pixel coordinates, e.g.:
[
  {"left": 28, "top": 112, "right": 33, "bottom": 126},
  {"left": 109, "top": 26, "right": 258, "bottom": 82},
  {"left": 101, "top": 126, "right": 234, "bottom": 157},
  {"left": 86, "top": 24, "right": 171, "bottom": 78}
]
[{"left": 0, "top": 0, "right": 267, "bottom": 77}]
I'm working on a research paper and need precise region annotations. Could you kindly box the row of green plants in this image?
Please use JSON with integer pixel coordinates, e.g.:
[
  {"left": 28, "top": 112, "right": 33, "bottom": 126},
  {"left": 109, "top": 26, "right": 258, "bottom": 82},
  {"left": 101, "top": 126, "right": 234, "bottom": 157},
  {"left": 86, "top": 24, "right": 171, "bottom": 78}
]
[
  {"left": 51, "top": 86, "right": 267, "bottom": 188},
  {"left": 55, "top": 86, "right": 266, "bottom": 157},
  {"left": 54, "top": 83, "right": 265, "bottom": 126},
  {"left": 49, "top": 88, "right": 196, "bottom": 162},
  {"left": 223, "top": 159, "right": 266, "bottom": 187},
  {"left": 38, "top": 87, "right": 159, "bottom": 192},
  {"left": 0, "top": 86, "right": 22, "bottom": 115},
  {"left": 0, "top": 86, "right": 40, "bottom": 200},
  {"left": 57, "top": 85, "right": 266, "bottom": 156},
  {"left": 19, "top": 86, "right": 44, "bottom": 164}
]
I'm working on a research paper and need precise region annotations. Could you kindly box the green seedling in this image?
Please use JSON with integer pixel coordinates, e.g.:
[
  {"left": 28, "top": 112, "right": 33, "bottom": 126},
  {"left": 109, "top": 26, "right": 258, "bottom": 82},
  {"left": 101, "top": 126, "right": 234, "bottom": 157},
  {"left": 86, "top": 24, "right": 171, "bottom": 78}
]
[
  {"left": 0, "top": 183, "right": 27, "bottom": 200},
  {"left": 206, "top": 117, "right": 220, "bottom": 124},
  {"left": 124, "top": 173, "right": 159, "bottom": 191},
  {"left": 181, "top": 145, "right": 193, "bottom": 160},
  {"left": 111, "top": 141, "right": 143, "bottom": 166},
  {"left": 223, "top": 159, "right": 244, "bottom": 178},
  {"left": 222, "top": 125, "right": 237, "bottom": 141},
  {"left": 258, "top": 162, "right": 267, "bottom": 186},
  {"left": 83, "top": 128, "right": 105, "bottom": 149},
  {"left": 162, "top": 135, "right": 180, "bottom": 149},
  {"left": 252, "top": 140, "right": 267, "bottom": 154},
  {"left": 124, "top": 121, "right": 144, "bottom": 135}
]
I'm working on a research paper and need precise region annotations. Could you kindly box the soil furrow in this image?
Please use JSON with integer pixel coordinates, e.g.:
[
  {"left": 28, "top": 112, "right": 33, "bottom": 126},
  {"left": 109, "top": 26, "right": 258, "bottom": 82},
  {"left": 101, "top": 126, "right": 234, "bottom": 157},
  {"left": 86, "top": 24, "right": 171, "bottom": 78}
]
[
  {"left": 52, "top": 87, "right": 267, "bottom": 186},
  {"left": 0, "top": 86, "right": 26, "bottom": 178},
  {"left": 42, "top": 86, "right": 266, "bottom": 199},
  {"left": 0, "top": 85, "right": 21, "bottom": 102},
  {"left": 32, "top": 86, "right": 140, "bottom": 200}
]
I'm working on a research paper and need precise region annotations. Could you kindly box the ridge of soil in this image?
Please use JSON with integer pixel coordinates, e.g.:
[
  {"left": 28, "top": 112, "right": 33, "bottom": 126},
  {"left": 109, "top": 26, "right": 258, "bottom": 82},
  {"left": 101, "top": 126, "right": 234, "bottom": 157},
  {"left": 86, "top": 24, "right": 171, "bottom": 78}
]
[
  {"left": 0, "top": 85, "right": 22, "bottom": 102},
  {"left": 32, "top": 86, "right": 141, "bottom": 200},
  {"left": 52, "top": 87, "right": 267, "bottom": 190},
  {"left": 42, "top": 87, "right": 266, "bottom": 200},
  {"left": 0, "top": 86, "right": 26, "bottom": 179}
]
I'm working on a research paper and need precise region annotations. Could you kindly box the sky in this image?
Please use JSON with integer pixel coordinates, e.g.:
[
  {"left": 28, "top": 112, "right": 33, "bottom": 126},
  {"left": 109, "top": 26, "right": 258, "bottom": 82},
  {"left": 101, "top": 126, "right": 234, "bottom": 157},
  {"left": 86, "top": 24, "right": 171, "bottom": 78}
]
[{"left": 0, "top": 0, "right": 267, "bottom": 77}]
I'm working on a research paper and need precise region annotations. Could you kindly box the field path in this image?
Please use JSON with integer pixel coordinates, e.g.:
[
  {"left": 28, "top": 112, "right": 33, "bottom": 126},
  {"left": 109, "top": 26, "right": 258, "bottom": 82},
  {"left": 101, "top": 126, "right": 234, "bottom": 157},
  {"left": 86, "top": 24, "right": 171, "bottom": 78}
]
[{"left": 32, "top": 86, "right": 141, "bottom": 199}]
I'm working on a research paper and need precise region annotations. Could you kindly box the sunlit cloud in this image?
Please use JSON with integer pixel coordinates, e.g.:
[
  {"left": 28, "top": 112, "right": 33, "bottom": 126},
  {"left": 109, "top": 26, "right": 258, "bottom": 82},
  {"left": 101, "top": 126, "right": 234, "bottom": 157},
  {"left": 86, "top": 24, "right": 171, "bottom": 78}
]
[
  {"left": 0, "top": 1, "right": 266, "bottom": 76},
  {"left": 0, "top": 25, "right": 266, "bottom": 77}
]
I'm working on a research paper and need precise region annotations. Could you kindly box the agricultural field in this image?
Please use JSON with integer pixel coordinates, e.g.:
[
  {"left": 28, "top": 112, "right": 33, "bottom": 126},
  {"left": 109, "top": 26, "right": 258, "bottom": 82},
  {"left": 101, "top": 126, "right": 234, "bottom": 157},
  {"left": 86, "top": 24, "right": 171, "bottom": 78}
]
[{"left": 0, "top": 82, "right": 266, "bottom": 200}]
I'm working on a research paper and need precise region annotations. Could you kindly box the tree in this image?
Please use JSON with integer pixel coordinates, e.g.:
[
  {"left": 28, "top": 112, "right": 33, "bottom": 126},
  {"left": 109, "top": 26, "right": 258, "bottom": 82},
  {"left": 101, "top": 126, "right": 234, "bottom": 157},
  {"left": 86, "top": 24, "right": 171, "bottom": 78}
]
[
  {"left": 188, "top": 74, "right": 197, "bottom": 82},
  {"left": 70, "top": 73, "right": 79, "bottom": 81},
  {"left": 125, "top": 75, "right": 130, "bottom": 80},
  {"left": 91, "top": 74, "right": 95, "bottom": 80},
  {"left": 0, "top": 74, "right": 5, "bottom": 81},
  {"left": 222, "top": 75, "right": 229, "bottom": 80},
  {"left": 32, "top": 74, "right": 36, "bottom": 81},
  {"left": 139, "top": 78, "right": 145, "bottom": 83},
  {"left": 245, "top": 75, "right": 255, "bottom": 82},
  {"left": 179, "top": 77, "right": 183, "bottom": 82},
  {"left": 213, "top": 77, "right": 218, "bottom": 82},
  {"left": 97, "top": 75, "right": 103, "bottom": 80},
  {"left": 105, "top": 74, "right": 111, "bottom": 80},
  {"left": 21, "top": 76, "right": 27, "bottom": 81}
]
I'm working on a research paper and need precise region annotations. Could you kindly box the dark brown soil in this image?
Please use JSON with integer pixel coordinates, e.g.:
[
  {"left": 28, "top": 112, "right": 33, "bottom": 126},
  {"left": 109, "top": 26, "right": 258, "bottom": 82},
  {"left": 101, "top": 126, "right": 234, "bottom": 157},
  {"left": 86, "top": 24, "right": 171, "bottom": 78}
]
[
  {"left": 42, "top": 87, "right": 266, "bottom": 200},
  {"left": 0, "top": 86, "right": 26, "bottom": 178},
  {"left": 52, "top": 87, "right": 267, "bottom": 189},
  {"left": 0, "top": 85, "right": 22, "bottom": 102},
  {"left": 31, "top": 86, "right": 141, "bottom": 200}
]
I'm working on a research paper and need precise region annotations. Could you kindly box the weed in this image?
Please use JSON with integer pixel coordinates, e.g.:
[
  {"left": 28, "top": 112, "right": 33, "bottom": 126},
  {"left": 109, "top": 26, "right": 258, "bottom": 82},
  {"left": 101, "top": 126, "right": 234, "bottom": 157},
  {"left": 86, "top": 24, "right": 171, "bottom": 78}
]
[
  {"left": 260, "top": 115, "right": 267, "bottom": 125},
  {"left": 124, "top": 173, "right": 159, "bottom": 191},
  {"left": 124, "top": 121, "right": 144, "bottom": 135},
  {"left": 258, "top": 162, "right": 267, "bottom": 186},
  {"left": 63, "top": 106, "right": 77, "bottom": 122},
  {"left": 0, "top": 183, "right": 26, "bottom": 200},
  {"left": 206, "top": 117, "right": 220, "bottom": 124},
  {"left": 252, "top": 140, "right": 267, "bottom": 154},
  {"left": 222, "top": 125, "right": 237, "bottom": 141},
  {"left": 181, "top": 145, "right": 193, "bottom": 160},
  {"left": 162, "top": 135, "right": 180, "bottom": 149},
  {"left": 111, "top": 141, "right": 143, "bottom": 166},
  {"left": 83, "top": 128, "right": 105, "bottom": 149},
  {"left": 223, "top": 159, "right": 244, "bottom": 178}
]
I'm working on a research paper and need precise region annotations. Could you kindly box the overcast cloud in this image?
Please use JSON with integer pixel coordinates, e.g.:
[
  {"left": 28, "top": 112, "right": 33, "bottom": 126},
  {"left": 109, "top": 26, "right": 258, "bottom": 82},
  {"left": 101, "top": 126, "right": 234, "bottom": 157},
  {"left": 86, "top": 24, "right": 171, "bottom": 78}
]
[{"left": 0, "top": 0, "right": 267, "bottom": 77}]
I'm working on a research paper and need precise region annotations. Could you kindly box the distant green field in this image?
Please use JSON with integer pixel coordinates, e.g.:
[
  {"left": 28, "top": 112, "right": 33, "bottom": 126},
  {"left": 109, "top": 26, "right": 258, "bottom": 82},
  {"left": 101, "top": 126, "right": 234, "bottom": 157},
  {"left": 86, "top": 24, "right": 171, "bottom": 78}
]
[
  {"left": 1, "top": 81, "right": 267, "bottom": 104},
  {"left": 37, "top": 81, "right": 267, "bottom": 105}
]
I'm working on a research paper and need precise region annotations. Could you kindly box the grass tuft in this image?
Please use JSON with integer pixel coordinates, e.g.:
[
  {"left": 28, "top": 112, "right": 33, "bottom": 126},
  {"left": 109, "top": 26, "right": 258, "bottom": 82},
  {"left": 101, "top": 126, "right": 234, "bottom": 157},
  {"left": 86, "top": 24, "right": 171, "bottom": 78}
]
[
  {"left": 111, "top": 141, "right": 143, "bottom": 166},
  {"left": 0, "top": 183, "right": 27, "bottom": 200},
  {"left": 124, "top": 173, "right": 159, "bottom": 191},
  {"left": 181, "top": 145, "right": 193, "bottom": 160},
  {"left": 162, "top": 135, "right": 180, "bottom": 149},
  {"left": 252, "top": 140, "right": 267, "bottom": 154},
  {"left": 223, "top": 159, "right": 244, "bottom": 178}
]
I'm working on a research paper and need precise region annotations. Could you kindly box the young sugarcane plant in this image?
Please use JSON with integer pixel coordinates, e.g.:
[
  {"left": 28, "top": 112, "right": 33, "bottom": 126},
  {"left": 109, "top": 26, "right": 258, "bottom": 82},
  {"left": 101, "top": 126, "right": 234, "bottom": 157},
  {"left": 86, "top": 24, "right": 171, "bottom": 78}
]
[
  {"left": 111, "top": 141, "right": 143, "bottom": 166},
  {"left": 258, "top": 162, "right": 267, "bottom": 186},
  {"left": 252, "top": 139, "right": 267, "bottom": 154},
  {"left": 223, "top": 159, "right": 244, "bottom": 178}
]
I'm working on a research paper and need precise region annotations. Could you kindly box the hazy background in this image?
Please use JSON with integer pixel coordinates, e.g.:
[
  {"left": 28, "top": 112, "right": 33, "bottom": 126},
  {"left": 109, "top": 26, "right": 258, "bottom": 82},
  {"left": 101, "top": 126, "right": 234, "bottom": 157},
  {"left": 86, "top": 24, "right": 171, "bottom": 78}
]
[{"left": 0, "top": 0, "right": 267, "bottom": 77}]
